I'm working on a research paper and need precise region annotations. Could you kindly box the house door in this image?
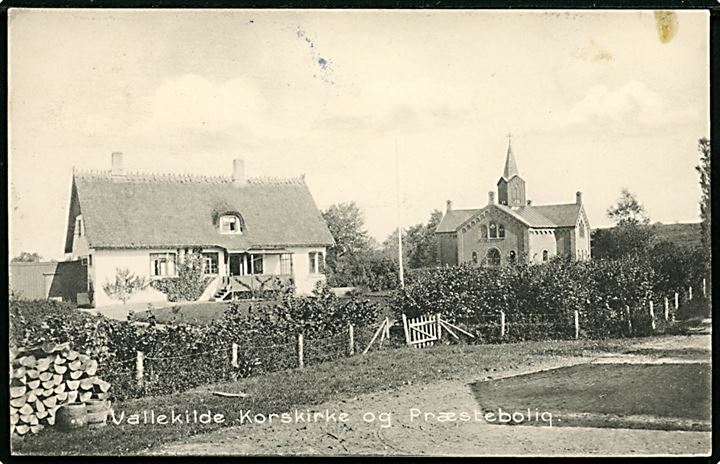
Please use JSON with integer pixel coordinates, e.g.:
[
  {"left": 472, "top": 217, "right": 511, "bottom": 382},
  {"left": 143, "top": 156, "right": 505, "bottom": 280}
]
[{"left": 229, "top": 254, "right": 243, "bottom": 276}]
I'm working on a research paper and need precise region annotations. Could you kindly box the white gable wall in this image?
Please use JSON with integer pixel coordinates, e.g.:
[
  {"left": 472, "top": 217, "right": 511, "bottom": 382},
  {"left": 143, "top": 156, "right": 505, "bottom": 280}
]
[
  {"left": 92, "top": 248, "right": 170, "bottom": 308},
  {"left": 528, "top": 229, "right": 558, "bottom": 264},
  {"left": 290, "top": 246, "right": 327, "bottom": 295}
]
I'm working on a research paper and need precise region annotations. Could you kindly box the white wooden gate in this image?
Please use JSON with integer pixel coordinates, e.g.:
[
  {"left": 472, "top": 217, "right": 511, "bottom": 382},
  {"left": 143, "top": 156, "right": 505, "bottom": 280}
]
[
  {"left": 401, "top": 314, "right": 476, "bottom": 348},
  {"left": 402, "top": 314, "right": 441, "bottom": 348}
]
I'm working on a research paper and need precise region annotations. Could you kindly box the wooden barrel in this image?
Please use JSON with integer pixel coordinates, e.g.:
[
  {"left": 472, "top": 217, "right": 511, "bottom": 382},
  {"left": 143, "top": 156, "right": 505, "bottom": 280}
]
[
  {"left": 85, "top": 399, "right": 110, "bottom": 428},
  {"left": 56, "top": 403, "right": 87, "bottom": 430}
]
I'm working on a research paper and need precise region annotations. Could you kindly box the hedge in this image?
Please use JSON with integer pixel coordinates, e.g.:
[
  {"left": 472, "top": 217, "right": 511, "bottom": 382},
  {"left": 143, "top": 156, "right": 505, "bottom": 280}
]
[
  {"left": 10, "top": 285, "right": 380, "bottom": 401},
  {"left": 391, "top": 255, "right": 699, "bottom": 342}
]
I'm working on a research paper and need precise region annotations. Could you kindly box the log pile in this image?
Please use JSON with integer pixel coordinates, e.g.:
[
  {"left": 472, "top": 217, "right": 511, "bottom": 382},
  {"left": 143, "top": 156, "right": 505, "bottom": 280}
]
[{"left": 10, "top": 341, "right": 112, "bottom": 436}]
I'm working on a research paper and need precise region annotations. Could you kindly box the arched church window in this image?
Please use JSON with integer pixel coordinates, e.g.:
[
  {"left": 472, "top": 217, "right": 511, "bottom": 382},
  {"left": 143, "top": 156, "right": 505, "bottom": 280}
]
[
  {"left": 480, "top": 225, "right": 488, "bottom": 239},
  {"left": 498, "top": 224, "right": 506, "bottom": 238},
  {"left": 542, "top": 250, "right": 549, "bottom": 262},
  {"left": 489, "top": 222, "right": 497, "bottom": 239},
  {"left": 472, "top": 251, "right": 478, "bottom": 264},
  {"left": 508, "top": 250, "right": 516, "bottom": 264},
  {"left": 579, "top": 221, "right": 586, "bottom": 238},
  {"left": 486, "top": 248, "right": 501, "bottom": 267}
]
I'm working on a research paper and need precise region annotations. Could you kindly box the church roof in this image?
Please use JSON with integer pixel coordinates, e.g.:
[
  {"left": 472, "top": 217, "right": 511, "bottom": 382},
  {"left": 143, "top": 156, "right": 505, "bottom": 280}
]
[
  {"left": 64, "top": 170, "right": 335, "bottom": 252},
  {"left": 532, "top": 203, "right": 583, "bottom": 227},
  {"left": 498, "top": 205, "right": 557, "bottom": 228},
  {"left": 435, "top": 208, "right": 481, "bottom": 233},
  {"left": 436, "top": 203, "right": 582, "bottom": 233}
]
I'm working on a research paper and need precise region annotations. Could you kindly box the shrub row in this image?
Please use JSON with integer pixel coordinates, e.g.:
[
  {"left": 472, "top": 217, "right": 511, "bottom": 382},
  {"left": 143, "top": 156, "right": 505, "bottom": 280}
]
[
  {"left": 392, "top": 255, "right": 702, "bottom": 342},
  {"left": 10, "top": 286, "right": 380, "bottom": 401}
]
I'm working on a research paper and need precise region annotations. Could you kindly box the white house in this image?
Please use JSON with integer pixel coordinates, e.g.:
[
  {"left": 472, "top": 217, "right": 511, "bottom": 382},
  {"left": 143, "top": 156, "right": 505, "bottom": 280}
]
[{"left": 65, "top": 153, "right": 335, "bottom": 307}]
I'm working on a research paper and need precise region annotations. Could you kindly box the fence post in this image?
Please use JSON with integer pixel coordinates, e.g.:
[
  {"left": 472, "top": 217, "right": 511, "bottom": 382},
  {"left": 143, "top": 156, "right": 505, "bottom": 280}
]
[
  {"left": 135, "top": 351, "right": 144, "bottom": 387},
  {"left": 674, "top": 292, "right": 679, "bottom": 310},
  {"left": 348, "top": 324, "right": 355, "bottom": 356},
  {"left": 649, "top": 301, "right": 656, "bottom": 331},
  {"left": 574, "top": 310, "right": 580, "bottom": 340},
  {"left": 297, "top": 333, "right": 304, "bottom": 368},
  {"left": 664, "top": 297, "right": 670, "bottom": 321},
  {"left": 500, "top": 311, "right": 506, "bottom": 338},
  {"left": 625, "top": 305, "right": 632, "bottom": 336},
  {"left": 702, "top": 278, "right": 706, "bottom": 297},
  {"left": 435, "top": 314, "right": 442, "bottom": 341},
  {"left": 402, "top": 314, "right": 411, "bottom": 346},
  {"left": 689, "top": 286, "right": 693, "bottom": 301},
  {"left": 231, "top": 343, "right": 239, "bottom": 368},
  {"left": 384, "top": 317, "right": 391, "bottom": 340}
]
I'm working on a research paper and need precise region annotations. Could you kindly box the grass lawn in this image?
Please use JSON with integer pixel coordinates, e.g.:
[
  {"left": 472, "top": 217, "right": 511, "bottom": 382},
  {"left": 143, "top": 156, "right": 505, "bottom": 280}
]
[
  {"left": 471, "top": 362, "right": 711, "bottom": 429},
  {"left": 12, "top": 337, "right": 636, "bottom": 455},
  {"left": 129, "top": 293, "right": 395, "bottom": 325}
]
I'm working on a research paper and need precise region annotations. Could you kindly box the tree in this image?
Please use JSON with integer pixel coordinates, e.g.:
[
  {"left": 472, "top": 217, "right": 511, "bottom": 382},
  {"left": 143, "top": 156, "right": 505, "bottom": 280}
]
[
  {"left": 592, "top": 189, "right": 654, "bottom": 259},
  {"left": 321, "top": 202, "right": 385, "bottom": 288},
  {"left": 103, "top": 268, "right": 147, "bottom": 304},
  {"left": 12, "top": 252, "right": 42, "bottom": 263},
  {"left": 696, "top": 137, "right": 711, "bottom": 251},
  {"left": 383, "top": 210, "right": 443, "bottom": 269},
  {"left": 607, "top": 188, "right": 650, "bottom": 226}
]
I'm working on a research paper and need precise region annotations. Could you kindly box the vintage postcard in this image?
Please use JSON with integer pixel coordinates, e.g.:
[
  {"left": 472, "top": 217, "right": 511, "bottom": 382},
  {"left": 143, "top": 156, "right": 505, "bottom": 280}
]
[{"left": 7, "top": 8, "right": 712, "bottom": 458}]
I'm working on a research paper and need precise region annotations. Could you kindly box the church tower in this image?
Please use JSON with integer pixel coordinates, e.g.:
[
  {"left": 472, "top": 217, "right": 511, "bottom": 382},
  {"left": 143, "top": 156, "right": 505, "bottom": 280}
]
[{"left": 496, "top": 135, "right": 526, "bottom": 207}]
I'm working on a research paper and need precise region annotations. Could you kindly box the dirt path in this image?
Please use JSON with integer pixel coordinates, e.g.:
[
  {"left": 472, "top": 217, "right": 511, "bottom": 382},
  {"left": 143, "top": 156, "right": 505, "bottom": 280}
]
[{"left": 152, "top": 335, "right": 711, "bottom": 457}]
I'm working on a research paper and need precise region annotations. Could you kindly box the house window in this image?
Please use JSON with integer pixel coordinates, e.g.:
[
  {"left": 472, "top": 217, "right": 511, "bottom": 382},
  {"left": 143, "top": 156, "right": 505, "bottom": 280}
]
[
  {"left": 579, "top": 221, "right": 586, "bottom": 238},
  {"left": 251, "top": 254, "right": 264, "bottom": 275},
  {"left": 542, "top": 250, "right": 549, "bottom": 262},
  {"left": 220, "top": 215, "right": 244, "bottom": 234},
  {"left": 472, "top": 251, "right": 478, "bottom": 264},
  {"left": 150, "top": 252, "right": 177, "bottom": 277},
  {"left": 489, "top": 222, "right": 498, "bottom": 239},
  {"left": 508, "top": 250, "right": 516, "bottom": 264},
  {"left": 498, "top": 224, "right": 506, "bottom": 238},
  {"left": 280, "top": 254, "right": 292, "bottom": 275},
  {"left": 309, "top": 252, "right": 325, "bottom": 274},
  {"left": 486, "top": 248, "right": 501, "bottom": 267},
  {"left": 202, "top": 252, "right": 219, "bottom": 275},
  {"left": 480, "top": 225, "right": 488, "bottom": 239}
]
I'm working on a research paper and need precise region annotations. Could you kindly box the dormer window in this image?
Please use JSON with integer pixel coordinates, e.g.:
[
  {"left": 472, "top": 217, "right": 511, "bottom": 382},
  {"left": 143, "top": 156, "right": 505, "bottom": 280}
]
[{"left": 220, "top": 215, "right": 244, "bottom": 234}]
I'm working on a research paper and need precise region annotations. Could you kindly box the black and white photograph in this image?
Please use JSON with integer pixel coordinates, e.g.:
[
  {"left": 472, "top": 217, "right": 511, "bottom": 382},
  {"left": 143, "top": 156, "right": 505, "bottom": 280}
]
[{"left": 6, "top": 8, "right": 713, "bottom": 457}]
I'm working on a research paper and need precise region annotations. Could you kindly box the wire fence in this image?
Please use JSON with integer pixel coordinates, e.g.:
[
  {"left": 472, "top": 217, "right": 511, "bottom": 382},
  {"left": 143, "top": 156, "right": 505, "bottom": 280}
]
[{"left": 98, "top": 280, "right": 707, "bottom": 400}]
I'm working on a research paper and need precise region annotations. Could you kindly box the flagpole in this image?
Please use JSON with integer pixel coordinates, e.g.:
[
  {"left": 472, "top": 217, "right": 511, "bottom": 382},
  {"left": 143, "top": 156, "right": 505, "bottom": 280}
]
[{"left": 396, "top": 139, "right": 405, "bottom": 288}]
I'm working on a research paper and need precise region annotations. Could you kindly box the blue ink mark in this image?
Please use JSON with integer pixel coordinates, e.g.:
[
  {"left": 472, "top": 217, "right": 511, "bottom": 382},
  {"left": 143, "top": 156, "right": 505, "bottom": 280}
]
[{"left": 295, "top": 26, "right": 335, "bottom": 84}]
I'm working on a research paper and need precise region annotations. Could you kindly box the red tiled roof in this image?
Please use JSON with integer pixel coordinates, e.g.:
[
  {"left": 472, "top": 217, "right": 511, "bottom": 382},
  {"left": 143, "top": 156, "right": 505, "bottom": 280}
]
[{"left": 66, "top": 171, "right": 334, "bottom": 251}]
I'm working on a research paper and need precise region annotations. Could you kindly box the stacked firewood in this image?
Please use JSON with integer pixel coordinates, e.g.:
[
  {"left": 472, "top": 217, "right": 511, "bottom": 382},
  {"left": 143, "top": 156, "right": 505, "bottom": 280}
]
[{"left": 10, "top": 341, "right": 111, "bottom": 436}]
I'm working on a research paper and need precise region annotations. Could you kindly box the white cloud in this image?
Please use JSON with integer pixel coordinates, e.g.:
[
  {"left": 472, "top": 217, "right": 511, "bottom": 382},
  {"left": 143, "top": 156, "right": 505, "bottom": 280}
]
[
  {"left": 537, "top": 80, "right": 691, "bottom": 132},
  {"left": 139, "top": 74, "right": 268, "bottom": 134}
]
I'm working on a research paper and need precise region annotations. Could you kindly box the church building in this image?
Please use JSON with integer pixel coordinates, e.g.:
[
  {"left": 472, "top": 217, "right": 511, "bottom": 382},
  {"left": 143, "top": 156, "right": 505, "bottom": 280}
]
[{"left": 435, "top": 139, "right": 591, "bottom": 266}]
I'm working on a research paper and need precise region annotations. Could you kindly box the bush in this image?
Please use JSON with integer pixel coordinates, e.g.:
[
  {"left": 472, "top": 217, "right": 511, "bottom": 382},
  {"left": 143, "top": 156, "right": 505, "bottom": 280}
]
[{"left": 149, "top": 252, "right": 212, "bottom": 302}]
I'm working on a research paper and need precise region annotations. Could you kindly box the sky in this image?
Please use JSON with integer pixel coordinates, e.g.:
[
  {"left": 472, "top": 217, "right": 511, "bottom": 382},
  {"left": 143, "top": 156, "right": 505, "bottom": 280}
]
[{"left": 8, "top": 9, "right": 709, "bottom": 260}]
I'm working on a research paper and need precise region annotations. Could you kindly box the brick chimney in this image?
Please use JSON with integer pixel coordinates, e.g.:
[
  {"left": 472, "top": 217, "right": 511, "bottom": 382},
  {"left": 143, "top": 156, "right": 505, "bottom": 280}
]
[
  {"left": 488, "top": 191, "right": 495, "bottom": 205},
  {"left": 576, "top": 191, "right": 583, "bottom": 205},
  {"left": 233, "top": 159, "right": 246, "bottom": 186},
  {"left": 446, "top": 200, "right": 453, "bottom": 213},
  {"left": 111, "top": 152, "right": 124, "bottom": 178}
]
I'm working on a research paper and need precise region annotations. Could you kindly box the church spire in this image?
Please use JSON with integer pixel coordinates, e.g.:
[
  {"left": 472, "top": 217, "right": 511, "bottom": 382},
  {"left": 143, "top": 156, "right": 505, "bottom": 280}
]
[
  {"left": 502, "top": 132, "right": 519, "bottom": 179},
  {"left": 497, "top": 133, "right": 526, "bottom": 207}
]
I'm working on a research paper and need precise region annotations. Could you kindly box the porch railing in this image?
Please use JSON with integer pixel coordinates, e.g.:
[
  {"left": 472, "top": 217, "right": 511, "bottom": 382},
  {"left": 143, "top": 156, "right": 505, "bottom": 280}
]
[{"left": 225, "top": 274, "right": 293, "bottom": 293}]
